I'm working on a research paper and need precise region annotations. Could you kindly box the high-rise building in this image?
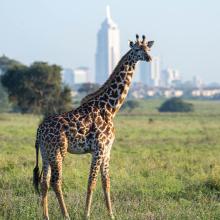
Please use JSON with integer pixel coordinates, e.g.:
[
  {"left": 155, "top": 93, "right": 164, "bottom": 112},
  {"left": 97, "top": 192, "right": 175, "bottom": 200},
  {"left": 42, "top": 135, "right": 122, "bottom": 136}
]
[
  {"left": 61, "top": 68, "right": 74, "bottom": 87},
  {"left": 161, "top": 68, "right": 181, "bottom": 87},
  {"left": 139, "top": 56, "right": 160, "bottom": 87},
  {"left": 150, "top": 57, "right": 160, "bottom": 87},
  {"left": 193, "top": 75, "right": 203, "bottom": 88},
  {"left": 62, "top": 67, "right": 90, "bottom": 87},
  {"left": 73, "top": 67, "right": 89, "bottom": 84},
  {"left": 95, "top": 6, "right": 120, "bottom": 85}
]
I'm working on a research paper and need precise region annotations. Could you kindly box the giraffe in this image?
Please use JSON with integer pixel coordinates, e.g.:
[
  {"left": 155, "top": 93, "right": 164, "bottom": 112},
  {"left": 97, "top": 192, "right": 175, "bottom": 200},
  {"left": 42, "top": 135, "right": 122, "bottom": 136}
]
[{"left": 33, "top": 34, "right": 154, "bottom": 220}]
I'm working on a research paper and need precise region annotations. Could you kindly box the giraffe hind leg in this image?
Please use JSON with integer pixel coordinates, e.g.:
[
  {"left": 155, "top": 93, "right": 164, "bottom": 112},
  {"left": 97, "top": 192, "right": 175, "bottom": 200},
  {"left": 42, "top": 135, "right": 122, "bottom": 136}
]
[
  {"left": 101, "top": 156, "right": 114, "bottom": 219},
  {"left": 41, "top": 160, "right": 51, "bottom": 220},
  {"left": 49, "top": 153, "right": 70, "bottom": 219},
  {"left": 85, "top": 152, "right": 103, "bottom": 218}
]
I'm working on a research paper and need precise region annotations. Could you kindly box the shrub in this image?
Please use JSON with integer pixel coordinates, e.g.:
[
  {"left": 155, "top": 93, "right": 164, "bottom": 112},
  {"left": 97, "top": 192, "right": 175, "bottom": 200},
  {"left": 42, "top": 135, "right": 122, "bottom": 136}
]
[{"left": 158, "top": 98, "right": 193, "bottom": 112}]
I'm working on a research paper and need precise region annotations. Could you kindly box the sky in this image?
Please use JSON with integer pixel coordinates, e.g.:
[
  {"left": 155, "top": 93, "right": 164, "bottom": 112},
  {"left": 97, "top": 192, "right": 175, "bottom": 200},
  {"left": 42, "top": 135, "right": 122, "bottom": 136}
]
[{"left": 0, "top": 0, "right": 220, "bottom": 83}]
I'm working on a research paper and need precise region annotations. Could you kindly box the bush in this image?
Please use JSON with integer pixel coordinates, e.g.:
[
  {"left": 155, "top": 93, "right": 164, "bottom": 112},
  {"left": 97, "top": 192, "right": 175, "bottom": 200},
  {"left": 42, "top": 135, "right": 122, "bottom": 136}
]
[{"left": 158, "top": 98, "right": 193, "bottom": 112}]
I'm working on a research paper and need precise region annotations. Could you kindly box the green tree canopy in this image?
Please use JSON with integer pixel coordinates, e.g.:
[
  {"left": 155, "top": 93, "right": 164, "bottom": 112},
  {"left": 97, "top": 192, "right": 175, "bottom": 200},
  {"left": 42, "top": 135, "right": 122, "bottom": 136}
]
[
  {"left": 0, "top": 55, "right": 22, "bottom": 73},
  {"left": 1, "top": 62, "right": 72, "bottom": 116}
]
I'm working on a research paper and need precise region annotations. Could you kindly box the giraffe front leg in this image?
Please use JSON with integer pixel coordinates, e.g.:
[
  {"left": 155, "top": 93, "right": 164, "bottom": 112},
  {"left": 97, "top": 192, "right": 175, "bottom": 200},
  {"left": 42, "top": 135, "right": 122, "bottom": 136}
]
[
  {"left": 85, "top": 152, "right": 103, "bottom": 219},
  {"left": 101, "top": 156, "right": 114, "bottom": 219}
]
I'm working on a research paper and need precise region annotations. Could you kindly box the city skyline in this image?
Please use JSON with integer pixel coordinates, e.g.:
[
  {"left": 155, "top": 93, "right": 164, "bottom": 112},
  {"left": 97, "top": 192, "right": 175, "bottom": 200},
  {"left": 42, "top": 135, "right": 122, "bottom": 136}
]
[{"left": 0, "top": 0, "right": 220, "bottom": 83}]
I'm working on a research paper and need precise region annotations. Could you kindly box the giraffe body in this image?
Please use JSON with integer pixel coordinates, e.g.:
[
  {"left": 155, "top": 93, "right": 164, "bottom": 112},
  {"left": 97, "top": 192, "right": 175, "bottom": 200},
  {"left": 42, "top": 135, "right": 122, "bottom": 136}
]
[{"left": 33, "top": 34, "right": 154, "bottom": 219}]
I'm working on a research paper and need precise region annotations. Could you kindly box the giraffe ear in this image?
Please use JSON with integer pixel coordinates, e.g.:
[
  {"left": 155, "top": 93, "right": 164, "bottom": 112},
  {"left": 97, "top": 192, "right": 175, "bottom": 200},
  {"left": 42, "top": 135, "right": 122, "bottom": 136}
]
[
  {"left": 129, "top": 41, "right": 134, "bottom": 48},
  {"left": 147, "top": 41, "right": 154, "bottom": 48}
]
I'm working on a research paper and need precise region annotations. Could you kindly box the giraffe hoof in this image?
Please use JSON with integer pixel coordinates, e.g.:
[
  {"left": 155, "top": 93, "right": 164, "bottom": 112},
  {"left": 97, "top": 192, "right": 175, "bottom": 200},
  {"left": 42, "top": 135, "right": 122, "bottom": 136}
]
[
  {"left": 84, "top": 215, "right": 90, "bottom": 220},
  {"left": 110, "top": 214, "right": 115, "bottom": 219}
]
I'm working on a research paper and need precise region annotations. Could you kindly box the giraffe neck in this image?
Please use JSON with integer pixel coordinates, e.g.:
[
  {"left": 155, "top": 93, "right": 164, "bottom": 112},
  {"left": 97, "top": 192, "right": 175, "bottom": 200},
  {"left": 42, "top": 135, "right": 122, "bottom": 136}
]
[
  {"left": 103, "top": 51, "right": 138, "bottom": 115},
  {"left": 81, "top": 50, "right": 138, "bottom": 117}
]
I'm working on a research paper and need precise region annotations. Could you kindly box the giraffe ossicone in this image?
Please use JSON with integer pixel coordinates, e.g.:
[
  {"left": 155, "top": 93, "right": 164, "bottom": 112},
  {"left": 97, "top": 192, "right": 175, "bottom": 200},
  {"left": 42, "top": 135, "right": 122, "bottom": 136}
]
[{"left": 33, "top": 34, "right": 154, "bottom": 219}]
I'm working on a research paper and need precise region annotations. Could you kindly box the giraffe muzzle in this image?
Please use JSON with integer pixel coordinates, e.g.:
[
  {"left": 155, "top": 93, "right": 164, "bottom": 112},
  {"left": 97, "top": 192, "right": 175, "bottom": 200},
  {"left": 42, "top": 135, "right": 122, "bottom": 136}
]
[{"left": 145, "top": 54, "right": 152, "bottom": 62}]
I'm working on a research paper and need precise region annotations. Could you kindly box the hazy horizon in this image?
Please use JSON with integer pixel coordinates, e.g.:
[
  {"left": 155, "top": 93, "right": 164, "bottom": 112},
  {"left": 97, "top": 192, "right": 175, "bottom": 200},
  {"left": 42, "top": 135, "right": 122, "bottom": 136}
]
[{"left": 0, "top": 0, "right": 220, "bottom": 83}]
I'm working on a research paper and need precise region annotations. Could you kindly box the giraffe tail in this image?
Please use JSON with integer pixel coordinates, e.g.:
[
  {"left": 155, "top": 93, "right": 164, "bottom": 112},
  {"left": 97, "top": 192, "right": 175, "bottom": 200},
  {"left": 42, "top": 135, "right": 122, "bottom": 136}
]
[{"left": 33, "top": 136, "right": 41, "bottom": 195}]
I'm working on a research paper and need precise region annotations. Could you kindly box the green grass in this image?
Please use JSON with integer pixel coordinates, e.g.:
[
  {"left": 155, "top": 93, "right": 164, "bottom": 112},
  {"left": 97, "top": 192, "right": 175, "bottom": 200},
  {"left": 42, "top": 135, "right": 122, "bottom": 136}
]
[{"left": 1, "top": 100, "right": 220, "bottom": 219}]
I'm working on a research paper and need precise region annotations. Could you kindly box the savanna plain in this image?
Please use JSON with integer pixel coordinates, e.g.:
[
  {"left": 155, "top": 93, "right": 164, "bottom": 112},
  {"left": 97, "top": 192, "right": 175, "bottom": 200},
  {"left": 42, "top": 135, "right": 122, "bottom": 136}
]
[{"left": 1, "top": 100, "right": 220, "bottom": 220}]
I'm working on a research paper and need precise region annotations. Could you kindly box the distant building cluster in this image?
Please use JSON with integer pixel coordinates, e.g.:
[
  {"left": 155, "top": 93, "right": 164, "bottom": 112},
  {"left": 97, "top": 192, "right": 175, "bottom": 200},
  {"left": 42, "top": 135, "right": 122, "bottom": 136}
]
[
  {"left": 60, "top": 6, "right": 220, "bottom": 99},
  {"left": 138, "top": 58, "right": 181, "bottom": 88},
  {"left": 94, "top": 6, "right": 182, "bottom": 89},
  {"left": 0, "top": 7, "right": 219, "bottom": 100},
  {"left": 60, "top": 6, "right": 196, "bottom": 90}
]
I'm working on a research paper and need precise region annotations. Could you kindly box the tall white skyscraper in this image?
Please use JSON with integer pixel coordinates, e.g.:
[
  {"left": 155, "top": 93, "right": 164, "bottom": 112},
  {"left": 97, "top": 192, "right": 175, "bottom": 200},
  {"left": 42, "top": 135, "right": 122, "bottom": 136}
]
[
  {"left": 95, "top": 6, "right": 120, "bottom": 85},
  {"left": 73, "top": 67, "right": 89, "bottom": 84}
]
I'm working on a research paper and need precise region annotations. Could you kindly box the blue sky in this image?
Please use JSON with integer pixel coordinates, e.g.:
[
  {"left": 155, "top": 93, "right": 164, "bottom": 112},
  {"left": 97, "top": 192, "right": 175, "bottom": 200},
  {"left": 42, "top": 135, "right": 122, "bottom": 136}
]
[{"left": 0, "top": 0, "right": 220, "bottom": 83}]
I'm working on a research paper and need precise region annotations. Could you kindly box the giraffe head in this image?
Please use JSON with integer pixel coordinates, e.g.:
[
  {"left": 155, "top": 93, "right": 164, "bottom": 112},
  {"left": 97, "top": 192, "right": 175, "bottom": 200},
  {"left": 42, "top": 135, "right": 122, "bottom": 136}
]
[{"left": 129, "top": 34, "right": 154, "bottom": 62}]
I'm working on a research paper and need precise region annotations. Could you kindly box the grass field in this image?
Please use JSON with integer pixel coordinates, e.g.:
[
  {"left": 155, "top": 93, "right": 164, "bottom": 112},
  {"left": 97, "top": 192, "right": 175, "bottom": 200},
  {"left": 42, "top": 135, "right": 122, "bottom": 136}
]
[{"left": 1, "top": 100, "right": 220, "bottom": 219}]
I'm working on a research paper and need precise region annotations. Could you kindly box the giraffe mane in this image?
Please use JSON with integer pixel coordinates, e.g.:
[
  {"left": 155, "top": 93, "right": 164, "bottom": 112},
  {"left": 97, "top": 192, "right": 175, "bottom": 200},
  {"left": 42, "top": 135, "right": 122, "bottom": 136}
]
[{"left": 80, "top": 50, "right": 131, "bottom": 105}]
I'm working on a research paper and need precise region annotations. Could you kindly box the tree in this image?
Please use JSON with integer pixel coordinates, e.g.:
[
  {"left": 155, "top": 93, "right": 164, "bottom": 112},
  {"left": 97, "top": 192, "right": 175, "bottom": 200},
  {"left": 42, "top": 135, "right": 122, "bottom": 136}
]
[
  {"left": 1, "top": 64, "right": 28, "bottom": 112},
  {"left": 0, "top": 55, "right": 22, "bottom": 73},
  {"left": 25, "top": 62, "right": 63, "bottom": 114},
  {"left": 158, "top": 97, "right": 194, "bottom": 112},
  {"left": 1, "top": 62, "right": 73, "bottom": 116},
  {"left": 42, "top": 85, "right": 73, "bottom": 117}
]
